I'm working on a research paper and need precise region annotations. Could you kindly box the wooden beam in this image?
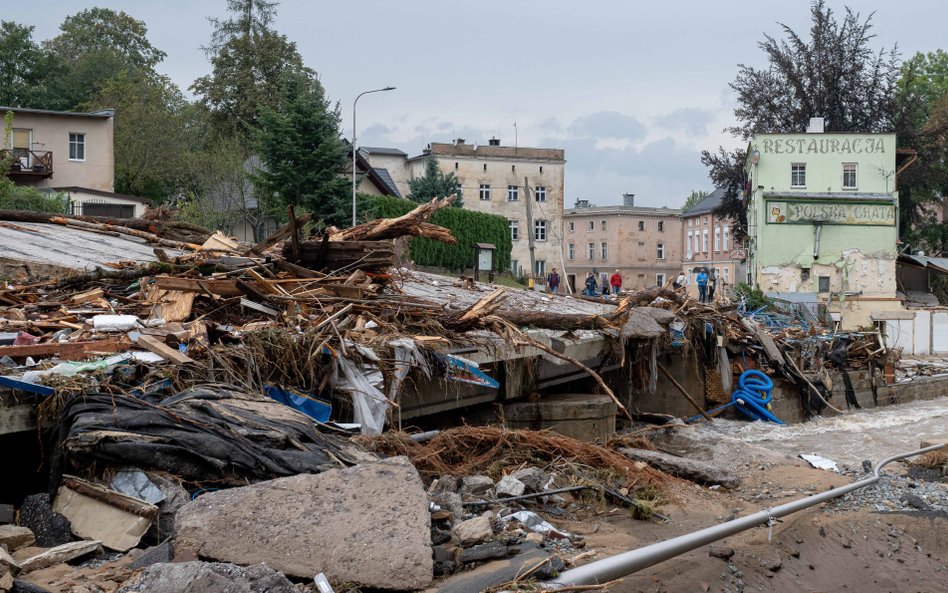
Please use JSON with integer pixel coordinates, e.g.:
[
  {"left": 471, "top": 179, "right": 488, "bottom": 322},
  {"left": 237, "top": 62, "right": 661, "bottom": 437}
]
[
  {"left": 657, "top": 362, "right": 713, "bottom": 421},
  {"left": 152, "top": 275, "right": 244, "bottom": 297},
  {"left": 135, "top": 334, "right": 195, "bottom": 364},
  {"left": 0, "top": 339, "right": 127, "bottom": 360}
]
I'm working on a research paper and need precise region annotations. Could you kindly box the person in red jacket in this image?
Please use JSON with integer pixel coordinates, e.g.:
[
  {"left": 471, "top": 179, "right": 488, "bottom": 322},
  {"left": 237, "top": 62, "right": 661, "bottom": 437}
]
[{"left": 609, "top": 269, "right": 622, "bottom": 295}]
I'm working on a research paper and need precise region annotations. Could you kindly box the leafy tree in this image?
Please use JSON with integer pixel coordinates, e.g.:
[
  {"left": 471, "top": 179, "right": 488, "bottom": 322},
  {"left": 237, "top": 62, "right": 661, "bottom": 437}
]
[
  {"left": 44, "top": 8, "right": 166, "bottom": 109},
  {"left": 894, "top": 50, "right": 948, "bottom": 250},
  {"left": 681, "top": 190, "right": 709, "bottom": 212},
  {"left": 0, "top": 22, "right": 66, "bottom": 108},
  {"left": 192, "top": 1, "right": 312, "bottom": 143},
  {"left": 408, "top": 157, "right": 463, "bottom": 206},
  {"left": 177, "top": 135, "right": 256, "bottom": 237},
  {"left": 87, "top": 72, "right": 188, "bottom": 200},
  {"left": 703, "top": 0, "right": 899, "bottom": 238},
  {"left": 252, "top": 71, "right": 349, "bottom": 227}
]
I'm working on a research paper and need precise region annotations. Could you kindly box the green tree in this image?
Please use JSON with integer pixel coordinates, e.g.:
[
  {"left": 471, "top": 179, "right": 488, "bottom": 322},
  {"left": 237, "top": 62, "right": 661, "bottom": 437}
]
[
  {"left": 252, "top": 72, "right": 349, "bottom": 227},
  {"left": 681, "top": 189, "right": 709, "bottom": 212},
  {"left": 192, "top": 1, "right": 312, "bottom": 143},
  {"left": 408, "top": 157, "right": 463, "bottom": 206},
  {"left": 44, "top": 8, "right": 166, "bottom": 109},
  {"left": 702, "top": 0, "right": 899, "bottom": 239},
  {"left": 0, "top": 21, "right": 66, "bottom": 108},
  {"left": 86, "top": 72, "right": 188, "bottom": 200}
]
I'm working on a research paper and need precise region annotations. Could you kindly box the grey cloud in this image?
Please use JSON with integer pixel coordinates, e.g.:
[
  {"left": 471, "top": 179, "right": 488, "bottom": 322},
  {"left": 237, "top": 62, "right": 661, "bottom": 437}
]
[
  {"left": 654, "top": 107, "right": 716, "bottom": 136},
  {"left": 567, "top": 111, "right": 646, "bottom": 140}
]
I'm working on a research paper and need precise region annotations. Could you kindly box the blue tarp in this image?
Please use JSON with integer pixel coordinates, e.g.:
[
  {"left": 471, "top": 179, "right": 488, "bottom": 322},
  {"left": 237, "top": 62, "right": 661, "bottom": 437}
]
[{"left": 264, "top": 385, "right": 332, "bottom": 423}]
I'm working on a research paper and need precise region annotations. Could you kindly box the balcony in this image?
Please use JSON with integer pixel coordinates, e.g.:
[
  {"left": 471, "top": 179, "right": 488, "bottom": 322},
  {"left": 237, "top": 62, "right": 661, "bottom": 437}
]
[{"left": 2, "top": 149, "right": 53, "bottom": 179}]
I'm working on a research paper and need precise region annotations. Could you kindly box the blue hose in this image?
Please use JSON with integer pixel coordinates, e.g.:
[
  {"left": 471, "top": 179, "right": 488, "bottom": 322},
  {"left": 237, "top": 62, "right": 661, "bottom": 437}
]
[{"left": 731, "top": 369, "right": 783, "bottom": 424}]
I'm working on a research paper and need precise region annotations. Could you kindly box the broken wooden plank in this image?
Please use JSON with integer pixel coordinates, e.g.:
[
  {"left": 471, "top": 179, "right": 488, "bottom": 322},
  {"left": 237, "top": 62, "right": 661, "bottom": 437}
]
[
  {"left": 657, "top": 362, "right": 713, "bottom": 421},
  {"left": 135, "top": 334, "right": 195, "bottom": 364},
  {"left": 240, "top": 298, "right": 281, "bottom": 317},
  {"left": 152, "top": 275, "right": 244, "bottom": 297},
  {"left": 0, "top": 340, "right": 127, "bottom": 360},
  {"left": 69, "top": 288, "right": 104, "bottom": 304}
]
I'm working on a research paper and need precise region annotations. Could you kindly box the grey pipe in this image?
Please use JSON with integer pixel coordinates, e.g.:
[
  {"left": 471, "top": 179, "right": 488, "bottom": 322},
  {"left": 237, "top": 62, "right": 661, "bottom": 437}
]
[{"left": 546, "top": 443, "right": 945, "bottom": 588}]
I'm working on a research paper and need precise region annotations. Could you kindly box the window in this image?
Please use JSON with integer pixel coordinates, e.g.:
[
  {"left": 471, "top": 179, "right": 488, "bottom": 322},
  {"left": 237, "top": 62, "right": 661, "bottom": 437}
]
[
  {"left": 510, "top": 260, "right": 519, "bottom": 274},
  {"left": 507, "top": 185, "right": 519, "bottom": 201},
  {"left": 638, "top": 220, "right": 645, "bottom": 231},
  {"left": 714, "top": 228, "right": 721, "bottom": 252},
  {"left": 658, "top": 220, "right": 664, "bottom": 232},
  {"left": 509, "top": 220, "right": 519, "bottom": 241},
  {"left": 568, "top": 221, "right": 575, "bottom": 232},
  {"left": 567, "top": 243, "right": 575, "bottom": 260},
  {"left": 535, "top": 186, "right": 547, "bottom": 202},
  {"left": 68, "top": 132, "right": 85, "bottom": 161},
  {"left": 601, "top": 220, "right": 607, "bottom": 231},
  {"left": 818, "top": 276, "right": 831, "bottom": 293},
  {"left": 723, "top": 227, "right": 730, "bottom": 252},
  {"left": 534, "top": 219, "right": 547, "bottom": 241},
  {"left": 587, "top": 242, "right": 595, "bottom": 260},
  {"left": 842, "top": 163, "right": 857, "bottom": 189},
  {"left": 588, "top": 220, "right": 595, "bottom": 231},
  {"left": 791, "top": 163, "right": 806, "bottom": 187},
  {"left": 534, "top": 260, "right": 546, "bottom": 276},
  {"left": 479, "top": 184, "right": 491, "bottom": 201},
  {"left": 656, "top": 273, "right": 666, "bottom": 287},
  {"left": 723, "top": 268, "right": 730, "bottom": 284},
  {"left": 693, "top": 230, "right": 700, "bottom": 254},
  {"left": 702, "top": 229, "right": 709, "bottom": 253},
  {"left": 601, "top": 242, "right": 608, "bottom": 260},
  {"left": 688, "top": 218, "right": 693, "bottom": 227},
  {"left": 656, "top": 243, "right": 665, "bottom": 260},
  {"left": 686, "top": 230, "right": 693, "bottom": 257}
]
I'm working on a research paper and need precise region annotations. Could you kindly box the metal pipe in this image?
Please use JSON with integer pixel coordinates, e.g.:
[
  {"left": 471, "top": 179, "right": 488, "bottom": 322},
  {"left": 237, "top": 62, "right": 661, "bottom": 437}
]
[
  {"left": 462, "top": 485, "right": 591, "bottom": 507},
  {"left": 545, "top": 443, "right": 945, "bottom": 588}
]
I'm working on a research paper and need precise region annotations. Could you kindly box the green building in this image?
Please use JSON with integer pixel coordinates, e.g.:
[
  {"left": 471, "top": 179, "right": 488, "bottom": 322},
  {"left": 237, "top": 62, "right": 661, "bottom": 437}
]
[{"left": 744, "top": 120, "right": 903, "bottom": 328}]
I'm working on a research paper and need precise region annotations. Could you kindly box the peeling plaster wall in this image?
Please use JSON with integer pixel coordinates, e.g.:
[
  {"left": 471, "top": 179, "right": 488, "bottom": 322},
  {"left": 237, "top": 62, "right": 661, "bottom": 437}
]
[{"left": 759, "top": 249, "right": 896, "bottom": 296}]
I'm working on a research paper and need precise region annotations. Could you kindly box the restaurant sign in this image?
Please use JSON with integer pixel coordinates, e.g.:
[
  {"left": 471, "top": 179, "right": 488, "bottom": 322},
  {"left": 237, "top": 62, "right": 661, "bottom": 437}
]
[{"left": 767, "top": 201, "right": 895, "bottom": 226}]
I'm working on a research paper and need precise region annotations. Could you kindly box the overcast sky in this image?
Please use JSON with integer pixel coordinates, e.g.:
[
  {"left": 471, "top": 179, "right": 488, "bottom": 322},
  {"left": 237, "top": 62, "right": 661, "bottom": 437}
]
[{"left": 15, "top": 0, "right": 948, "bottom": 207}]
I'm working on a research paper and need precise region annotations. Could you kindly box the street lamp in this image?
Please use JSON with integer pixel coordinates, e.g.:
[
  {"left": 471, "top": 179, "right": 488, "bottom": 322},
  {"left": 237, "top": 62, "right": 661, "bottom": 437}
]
[{"left": 352, "top": 86, "right": 396, "bottom": 226}]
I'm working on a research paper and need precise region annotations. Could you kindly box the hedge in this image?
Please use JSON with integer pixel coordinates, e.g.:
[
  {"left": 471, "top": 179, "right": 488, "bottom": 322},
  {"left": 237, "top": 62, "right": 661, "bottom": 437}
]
[{"left": 357, "top": 194, "right": 512, "bottom": 271}]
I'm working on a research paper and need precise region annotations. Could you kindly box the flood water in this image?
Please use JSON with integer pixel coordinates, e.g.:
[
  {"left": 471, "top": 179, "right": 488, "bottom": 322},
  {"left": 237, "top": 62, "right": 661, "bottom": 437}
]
[{"left": 705, "top": 395, "right": 948, "bottom": 467}]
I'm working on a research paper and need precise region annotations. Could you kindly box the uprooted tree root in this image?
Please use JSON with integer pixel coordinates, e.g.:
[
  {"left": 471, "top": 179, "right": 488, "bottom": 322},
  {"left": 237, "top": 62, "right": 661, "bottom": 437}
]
[
  {"left": 356, "top": 426, "right": 672, "bottom": 493},
  {"left": 911, "top": 450, "right": 948, "bottom": 473}
]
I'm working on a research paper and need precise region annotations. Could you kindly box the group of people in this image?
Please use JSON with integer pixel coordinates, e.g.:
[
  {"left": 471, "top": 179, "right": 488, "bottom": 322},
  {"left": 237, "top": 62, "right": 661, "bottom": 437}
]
[
  {"left": 673, "top": 268, "right": 718, "bottom": 303},
  {"left": 543, "top": 268, "right": 623, "bottom": 296}
]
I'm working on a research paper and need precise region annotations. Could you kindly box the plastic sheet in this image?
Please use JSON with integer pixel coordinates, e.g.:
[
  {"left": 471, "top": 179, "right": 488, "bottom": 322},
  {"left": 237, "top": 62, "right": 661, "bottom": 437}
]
[
  {"left": 334, "top": 356, "right": 389, "bottom": 435},
  {"left": 110, "top": 469, "right": 166, "bottom": 504},
  {"left": 501, "top": 510, "right": 572, "bottom": 539},
  {"left": 264, "top": 385, "right": 332, "bottom": 423}
]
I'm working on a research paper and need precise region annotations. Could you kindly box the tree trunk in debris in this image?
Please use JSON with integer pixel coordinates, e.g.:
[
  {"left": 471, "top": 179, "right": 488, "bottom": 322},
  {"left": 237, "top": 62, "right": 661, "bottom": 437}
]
[
  {"left": 328, "top": 196, "right": 457, "bottom": 243},
  {"left": 0, "top": 210, "right": 212, "bottom": 244}
]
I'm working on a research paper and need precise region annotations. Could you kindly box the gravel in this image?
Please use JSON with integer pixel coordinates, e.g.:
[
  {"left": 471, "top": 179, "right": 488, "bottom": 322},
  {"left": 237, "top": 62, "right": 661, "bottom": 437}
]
[{"left": 824, "top": 464, "right": 948, "bottom": 514}]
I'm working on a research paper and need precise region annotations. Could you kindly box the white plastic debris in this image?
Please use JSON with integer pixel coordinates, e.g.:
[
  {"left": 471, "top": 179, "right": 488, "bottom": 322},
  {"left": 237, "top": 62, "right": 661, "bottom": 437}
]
[
  {"left": 92, "top": 315, "right": 142, "bottom": 332},
  {"left": 799, "top": 454, "right": 839, "bottom": 472},
  {"left": 501, "top": 510, "right": 572, "bottom": 539},
  {"left": 313, "top": 573, "right": 335, "bottom": 593},
  {"left": 22, "top": 353, "right": 132, "bottom": 383},
  {"left": 334, "top": 356, "right": 389, "bottom": 435},
  {"left": 110, "top": 470, "right": 166, "bottom": 504}
]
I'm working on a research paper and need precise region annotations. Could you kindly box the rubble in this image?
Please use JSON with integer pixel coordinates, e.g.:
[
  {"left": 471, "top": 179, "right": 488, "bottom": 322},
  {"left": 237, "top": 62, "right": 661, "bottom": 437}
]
[
  {"left": 454, "top": 515, "right": 494, "bottom": 546},
  {"left": 618, "top": 447, "right": 741, "bottom": 488},
  {"left": 174, "top": 457, "right": 432, "bottom": 589},
  {"left": 116, "top": 561, "right": 297, "bottom": 593},
  {"left": 18, "top": 540, "right": 102, "bottom": 573},
  {"left": 496, "top": 475, "right": 527, "bottom": 498},
  {"left": 0, "top": 527, "right": 34, "bottom": 552},
  {"left": 17, "top": 496, "right": 71, "bottom": 549}
]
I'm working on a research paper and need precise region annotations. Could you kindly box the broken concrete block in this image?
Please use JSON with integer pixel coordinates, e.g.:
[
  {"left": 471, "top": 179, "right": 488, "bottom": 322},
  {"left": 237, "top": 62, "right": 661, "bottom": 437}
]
[
  {"left": 17, "top": 495, "right": 72, "bottom": 548},
  {"left": 0, "top": 528, "right": 33, "bottom": 554},
  {"left": 0, "top": 547, "right": 20, "bottom": 574},
  {"left": 0, "top": 571, "right": 12, "bottom": 592},
  {"left": 459, "top": 475, "right": 494, "bottom": 496},
  {"left": 495, "top": 475, "right": 526, "bottom": 498},
  {"left": 510, "top": 467, "right": 549, "bottom": 493},
  {"left": 19, "top": 540, "right": 101, "bottom": 573},
  {"left": 619, "top": 448, "right": 741, "bottom": 489},
  {"left": 454, "top": 515, "right": 493, "bottom": 547},
  {"left": 458, "top": 541, "right": 508, "bottom": 563},
  {"left": 130, "top": 541, "right": 174, "bottom": 569},
  {"left": 116, "top": 561, "right": 297, "bottom": 593},
  {"left": 175, "top": 457, "right": 432, "bottom": 590}
]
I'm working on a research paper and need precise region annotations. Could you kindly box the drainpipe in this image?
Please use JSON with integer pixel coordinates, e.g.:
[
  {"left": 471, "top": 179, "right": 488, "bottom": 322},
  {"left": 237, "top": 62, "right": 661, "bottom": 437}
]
[
  {"left": 813, "top": 221, "right": 823, "bottom": 260},
  {"left": 542, "top": 443, "right": 944, "bottom": 589}
]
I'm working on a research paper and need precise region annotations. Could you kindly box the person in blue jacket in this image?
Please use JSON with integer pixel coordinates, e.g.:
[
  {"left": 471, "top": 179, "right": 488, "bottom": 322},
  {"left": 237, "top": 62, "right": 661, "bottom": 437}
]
[
  {"left": 584, "top": 272, "right": 598, "bottom": 296},
  {"left": 696, "top": 269, "right": 709, "bottom": 303}
]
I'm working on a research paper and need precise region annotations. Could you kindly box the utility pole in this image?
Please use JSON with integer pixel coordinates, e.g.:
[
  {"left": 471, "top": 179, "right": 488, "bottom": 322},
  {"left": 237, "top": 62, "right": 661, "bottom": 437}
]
[{"left": 523, "top": 176, "right": 536, "bottom": 287}]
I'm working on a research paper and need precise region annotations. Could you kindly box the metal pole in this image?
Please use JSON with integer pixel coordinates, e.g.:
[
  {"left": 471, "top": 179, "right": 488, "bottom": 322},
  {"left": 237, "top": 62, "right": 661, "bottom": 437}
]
[
  {"left": 351, "top": 86, "right": 396, "bottom": 227},
  {"left": 544, "top": 443, "right": 945, "bottom": 588}
]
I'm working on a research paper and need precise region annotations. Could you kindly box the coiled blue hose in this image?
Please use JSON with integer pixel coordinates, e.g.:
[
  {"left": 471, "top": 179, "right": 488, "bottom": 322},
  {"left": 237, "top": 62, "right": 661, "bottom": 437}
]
[{"left": 731, "top": 369, "right": 783, "bottom": 424}]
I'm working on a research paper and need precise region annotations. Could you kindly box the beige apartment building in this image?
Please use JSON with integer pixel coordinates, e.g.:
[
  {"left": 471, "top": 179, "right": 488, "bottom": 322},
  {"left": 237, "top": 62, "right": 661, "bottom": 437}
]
[
  {"left": 562, "top": 194, "right": 682, "bottom": 293},
  {"left": 2, "top": 106, "right": 150, "bottom": 217},
  {"left": 680, "top": 188, "right": 746, "bottom": 299}
]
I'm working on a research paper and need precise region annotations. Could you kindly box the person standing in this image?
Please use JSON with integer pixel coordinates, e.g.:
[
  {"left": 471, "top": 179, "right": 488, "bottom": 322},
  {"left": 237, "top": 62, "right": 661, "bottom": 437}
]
[
  {"left": 673, "top": 270, "right": 689, "bottom": 290},
  {"left": 584, "top": 272, "right": 598, "bottom": 296},
  {"left": 707, "top": 269, "right": 717, "bottom": 302},
  {"left": 696, "top": 269, "right": 709, "bottom": 303},
  {"left": 610, "top": 269, "right": 622, "bottom": 295},
  {"left": 547, "top": 267, "right": 560, "bottom": 294}
]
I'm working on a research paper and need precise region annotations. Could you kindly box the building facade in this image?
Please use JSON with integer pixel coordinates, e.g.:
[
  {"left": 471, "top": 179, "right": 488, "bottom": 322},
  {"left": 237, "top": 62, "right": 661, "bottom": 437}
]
[
  {"left": 562, "top": 194, "right": 682, "bottom": 293},
  {"left": 679, "top": 188, "right": 746, "bottom": 300},
  {"left": 745, "top": 121, "right": 901, "bottom": 328},
  {"left": 404, "top": 140, "right": 565, "bottom": 279}
]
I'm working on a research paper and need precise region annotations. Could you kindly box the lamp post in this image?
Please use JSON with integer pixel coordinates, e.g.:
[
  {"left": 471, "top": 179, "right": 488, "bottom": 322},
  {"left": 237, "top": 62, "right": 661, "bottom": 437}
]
[{"left": 352, "top": 86, "right": 396, "bottom": 226}]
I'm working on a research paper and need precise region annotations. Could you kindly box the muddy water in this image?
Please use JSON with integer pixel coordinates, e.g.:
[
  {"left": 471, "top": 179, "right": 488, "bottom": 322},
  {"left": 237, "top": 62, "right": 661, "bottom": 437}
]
[{"left": 705, "top": 395, "right": 948, "bottom": 468}]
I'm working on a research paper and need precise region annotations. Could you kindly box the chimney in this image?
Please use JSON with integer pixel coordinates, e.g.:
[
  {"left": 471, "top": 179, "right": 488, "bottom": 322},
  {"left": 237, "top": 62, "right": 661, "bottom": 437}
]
[
  {"left": 575, "top": 199, "right": 590, "bottom": 209},
  {"left": 806, "top": 117, "right": 825, "bottom": 134},
  {"left": 622, "top": 193, "right": 635, "bottom": 207},
  {"left": 488, "top": 137, "right": 500, "bottom": 146}
]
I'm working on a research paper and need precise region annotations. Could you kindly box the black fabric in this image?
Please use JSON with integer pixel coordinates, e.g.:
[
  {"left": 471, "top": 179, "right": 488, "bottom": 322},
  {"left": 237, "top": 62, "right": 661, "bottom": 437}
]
[
  {"left": 49, "top": 385, "right": 359, "bottom": 488},
  {"left": 828, "top": 339, "right": 860, "bottom": 409}
]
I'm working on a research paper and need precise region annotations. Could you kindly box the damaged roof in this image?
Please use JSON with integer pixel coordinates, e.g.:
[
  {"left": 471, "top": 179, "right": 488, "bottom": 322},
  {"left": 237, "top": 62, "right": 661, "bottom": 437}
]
[{"left": 0, "top": 221, "right": 177, "bottom": 272}]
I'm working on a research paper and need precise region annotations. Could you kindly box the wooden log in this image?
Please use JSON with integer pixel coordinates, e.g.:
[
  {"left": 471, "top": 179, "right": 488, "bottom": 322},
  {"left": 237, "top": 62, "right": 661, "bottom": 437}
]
[
  {"left": 0, "top": 210, "right": 212, "bottom": 243},
  {"left": 327, "top": 196, "right": 458, "bottom": 243},
  {"left": 48, "top": 217, "right": 203, "bottom": 251},
  {"left": 0, "top": 339, "right": 127, "bottom": 360},
  {"left": 657, "top": 362, "right": 713, "bottom": 421}
]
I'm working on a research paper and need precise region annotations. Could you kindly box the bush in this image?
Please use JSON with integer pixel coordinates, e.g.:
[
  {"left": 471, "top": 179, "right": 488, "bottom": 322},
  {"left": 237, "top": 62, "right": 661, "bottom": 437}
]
[
  {"left": 734, "top": 282, "right": 773, "bottom": 310},
  {"left": 357, "top": 194, "right": 512, "bottom": 271},
  {"left": 0, "top": 179, "right": 70, "bottom": 213}
]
